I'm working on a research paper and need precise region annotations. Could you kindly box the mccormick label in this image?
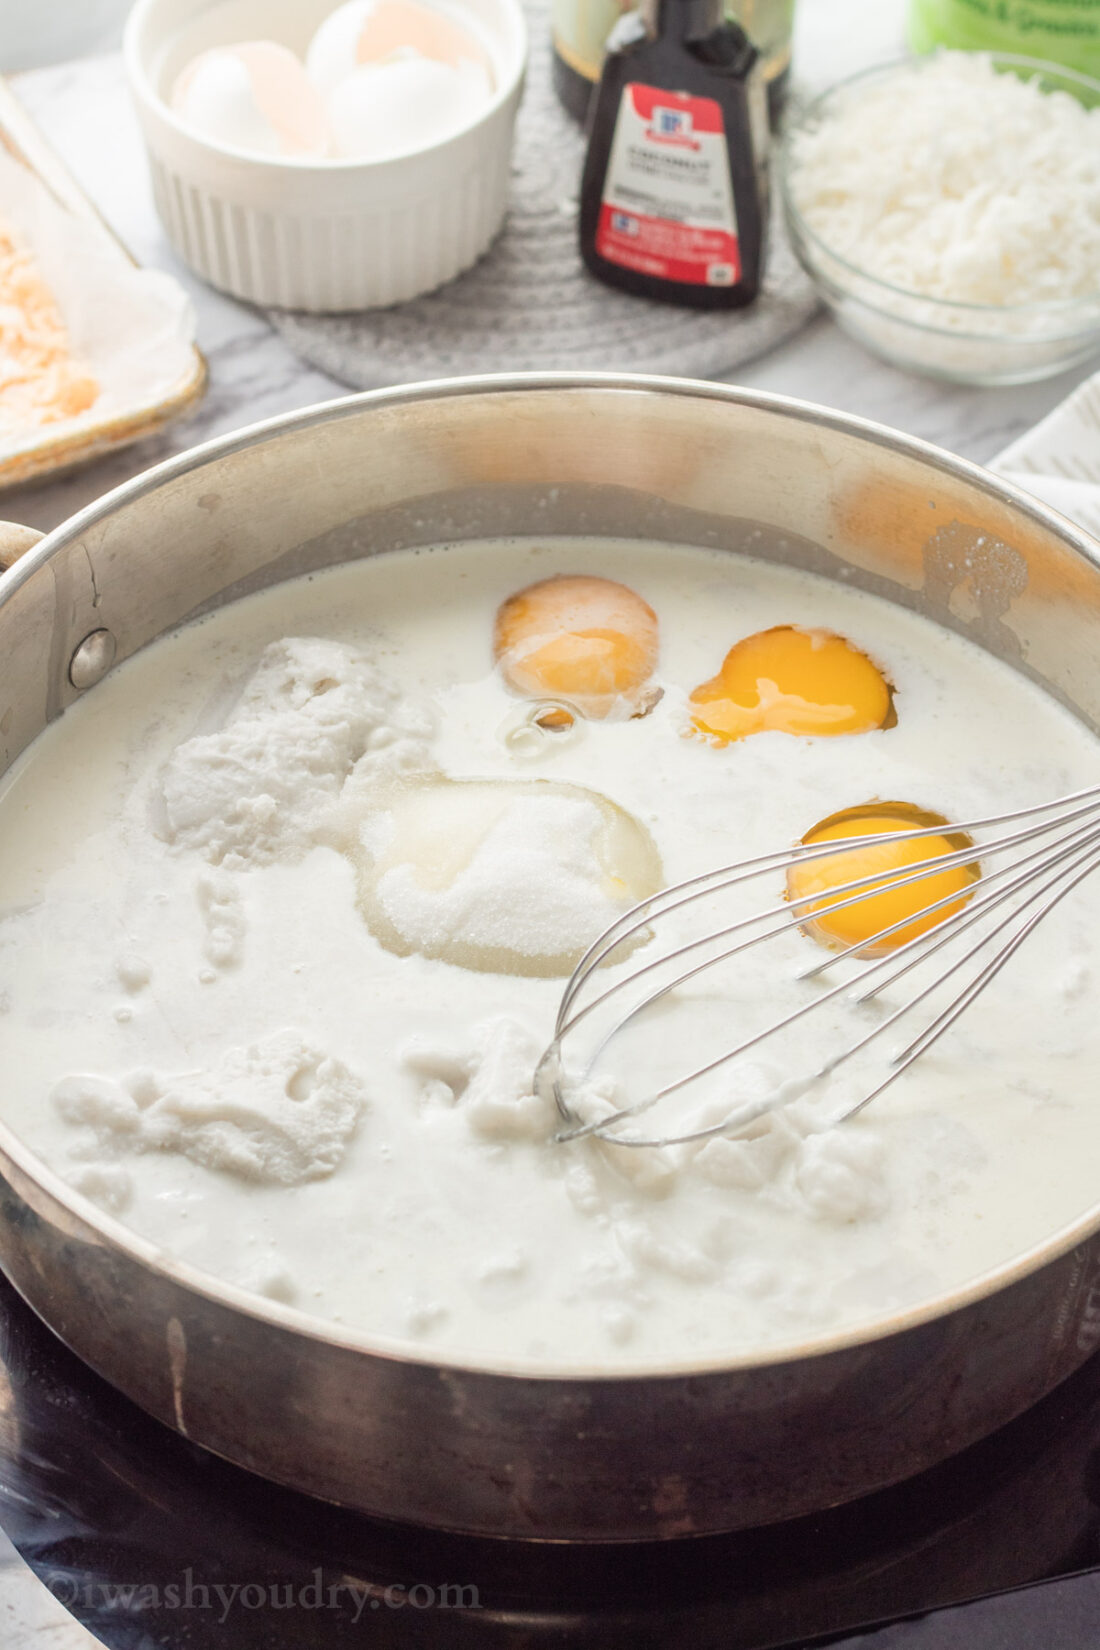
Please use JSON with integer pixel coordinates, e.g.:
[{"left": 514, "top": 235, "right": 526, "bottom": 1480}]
[{"left": 595, "top": 84, "right": 740, "bottom": 287}]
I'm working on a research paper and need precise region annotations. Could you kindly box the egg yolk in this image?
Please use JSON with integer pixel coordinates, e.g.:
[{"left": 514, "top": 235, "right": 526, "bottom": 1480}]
[
  {"left": 689, "top": 626, "right": 893, "bottom": 744},
  {"left": 493, "top": 575, "right": 659, "bottom": 718},
  {"left": 787, "top": 803, "right": 980, "bottom": 956}
]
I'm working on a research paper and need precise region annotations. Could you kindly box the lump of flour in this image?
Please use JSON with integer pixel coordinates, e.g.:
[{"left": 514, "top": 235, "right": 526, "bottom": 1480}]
[
  {"left": 558, "top": 1072, "right": 680, "bottom": 1193},
  {"left": 401, "top": 1016, "right": 555, "bottom": 1141},
  {"left": 697, "top": 1106, "right": 889, "bottom": 1224},
  {"left": 794, "top": 1129, "right": 888, "bottom": 1223},
  {"left": 52, "top": 1030, "right": 367, "bottom": 1185},
  {"left": 159, "top": 637, "right": 434, "bottom": 865},
  {"left": 695, "top": 1108, "right": 806, "bottom": 1192},
  {"left": 561, "top": 1066, "right": 891, "bottom": 1224},
  {"left": 196, "top": 868, "right": 245, "bottom": 970}
]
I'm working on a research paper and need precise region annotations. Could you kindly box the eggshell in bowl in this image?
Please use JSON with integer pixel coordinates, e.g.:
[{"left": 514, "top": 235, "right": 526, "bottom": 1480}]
[
  {"left": 172, "top": 41, "right": 328, "bottom": 158},
  {"left": 326, "top": 53, "right": 491, "bottom": 159},
  {"left": 124, "top": 0, "right": 527, "bottom": 310},
  {"left": 306, "top": 0, "right": 495, "bottom": 94}
]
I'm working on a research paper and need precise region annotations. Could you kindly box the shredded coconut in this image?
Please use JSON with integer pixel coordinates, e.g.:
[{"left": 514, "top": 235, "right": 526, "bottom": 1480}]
[
  {"left": 788, "top": 52, "right": 1100, "bottom": 308},
  {"left": 52, "top": 1030, "right": 367, "bottom": 1185}
]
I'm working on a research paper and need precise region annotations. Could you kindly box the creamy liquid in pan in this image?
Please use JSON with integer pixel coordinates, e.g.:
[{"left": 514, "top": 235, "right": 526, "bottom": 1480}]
[{"left": 0, "top": 538, "right": 1098, "bottom": 1372}]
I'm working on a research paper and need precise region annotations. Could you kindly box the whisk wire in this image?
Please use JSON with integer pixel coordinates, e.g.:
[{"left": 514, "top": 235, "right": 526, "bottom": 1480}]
[
  {"left": 540, "top": 783, "right": 1100, "bottom": 1149},
  {"left": 829, "top": 828, "right": 1100, "bottom": 1085},
  {"left": 557, "top": 784, "right": 1100, "bottom": 1041},
  {"left": 799, "top": 790, "right": 1100, "bottom": 980},
  {"left": 854, "top": 816, "right": 1100, "bottom": 1008},
  {"left": 840, "top": 839, "right": 1100, "bottom": 1124},
  {"left": 562, "top": 785, "right": 1100, "bottom": 996}
]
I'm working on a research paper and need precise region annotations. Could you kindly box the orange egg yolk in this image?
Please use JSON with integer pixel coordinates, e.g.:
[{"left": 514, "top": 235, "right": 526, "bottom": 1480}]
[
  {"left": 493, "top": 575, "right": 658, "bottom": 718},
  {"left": 689, "top": 626, "right": 893, "bottom": 744},
  {"left": 787, "top": 803, "right": 980, "bottom": 956}
]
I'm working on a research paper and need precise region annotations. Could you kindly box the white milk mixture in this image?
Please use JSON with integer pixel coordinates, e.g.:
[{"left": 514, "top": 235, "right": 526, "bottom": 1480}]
[{"left": 0, "top": 538, "right": 1097, "bottom": 1371}]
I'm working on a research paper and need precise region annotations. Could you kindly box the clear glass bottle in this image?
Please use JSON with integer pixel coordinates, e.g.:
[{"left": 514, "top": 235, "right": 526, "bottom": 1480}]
[
  {"left": 730, "top": 0, "right": 796, "bottom": 107},
  {"left": 553, "top": 0, "right": 795, "bottom": 122},
  {"left": 907, "top": 0, "right": 1100, "bottom": 80}
]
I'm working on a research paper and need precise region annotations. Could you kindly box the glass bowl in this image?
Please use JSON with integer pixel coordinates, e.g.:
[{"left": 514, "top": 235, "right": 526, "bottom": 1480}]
[{"left": 780, "top": 54, "right": 1100, "bottom": 386}]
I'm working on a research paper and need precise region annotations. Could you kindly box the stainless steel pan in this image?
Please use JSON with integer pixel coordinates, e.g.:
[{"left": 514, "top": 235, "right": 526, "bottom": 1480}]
[{"left": 1, "top": 374, "right": 1099, "bottom": 1542}]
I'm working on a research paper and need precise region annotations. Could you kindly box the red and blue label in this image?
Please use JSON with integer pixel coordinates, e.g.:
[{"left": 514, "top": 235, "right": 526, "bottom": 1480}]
[{"left": 595, "top": 84, "right": 741, "bottom": 287}]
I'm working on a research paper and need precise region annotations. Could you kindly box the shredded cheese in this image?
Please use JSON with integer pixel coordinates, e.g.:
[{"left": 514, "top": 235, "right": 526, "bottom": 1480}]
[
  {"left": 0, "top": 218, "right": 98, "bottom": 437},
  {"left": 789, "top": 52, "right": 1100, "bottom": 308}
]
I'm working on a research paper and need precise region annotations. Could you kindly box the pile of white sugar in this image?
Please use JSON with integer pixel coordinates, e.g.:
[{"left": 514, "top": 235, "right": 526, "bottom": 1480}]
[{"left": 788, "top": 52, "right": 1100, "bottom": 307}]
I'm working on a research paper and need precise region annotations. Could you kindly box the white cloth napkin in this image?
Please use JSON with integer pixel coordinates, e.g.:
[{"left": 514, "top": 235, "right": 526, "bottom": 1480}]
[{"left": 990, "top": 368, "right": 1100, "bottom": 541}]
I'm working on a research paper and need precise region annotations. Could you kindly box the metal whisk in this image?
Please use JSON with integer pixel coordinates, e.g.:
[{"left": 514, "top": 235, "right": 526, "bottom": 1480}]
[{"left": 535, "top": 784, "right": 1100, "bottom": 1149}]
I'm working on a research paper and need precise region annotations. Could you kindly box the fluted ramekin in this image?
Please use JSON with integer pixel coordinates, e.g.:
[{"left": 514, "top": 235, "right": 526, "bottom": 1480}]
[{"left": 124, "top": 0, "right": 526, "bottom": 311}]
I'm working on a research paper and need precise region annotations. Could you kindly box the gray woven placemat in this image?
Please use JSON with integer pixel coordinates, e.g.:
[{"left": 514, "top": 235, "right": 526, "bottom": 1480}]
[{"left": 265, "top": 0, "right": 818, "bottom": 385}]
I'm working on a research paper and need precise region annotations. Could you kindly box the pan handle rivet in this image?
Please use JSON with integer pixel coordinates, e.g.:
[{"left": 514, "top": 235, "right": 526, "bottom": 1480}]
[{"left": 69, "top": 629, "right": 117, "bottom": 691}]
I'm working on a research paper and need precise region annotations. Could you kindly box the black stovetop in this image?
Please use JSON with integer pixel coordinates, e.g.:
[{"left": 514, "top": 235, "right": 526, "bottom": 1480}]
[{"left": 2, "top": 1269, "right": 1100, "bottom": 1650}]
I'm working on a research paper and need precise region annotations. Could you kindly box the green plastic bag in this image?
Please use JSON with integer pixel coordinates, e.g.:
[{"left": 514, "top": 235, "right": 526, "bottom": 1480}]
[{"left": 908, "top": 0, "right": 1100, "bottom": 81}]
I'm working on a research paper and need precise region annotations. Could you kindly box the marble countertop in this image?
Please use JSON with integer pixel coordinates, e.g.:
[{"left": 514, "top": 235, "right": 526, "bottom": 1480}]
[{"left": 2, "top": 0, "right": 1097, "bottom": 535}]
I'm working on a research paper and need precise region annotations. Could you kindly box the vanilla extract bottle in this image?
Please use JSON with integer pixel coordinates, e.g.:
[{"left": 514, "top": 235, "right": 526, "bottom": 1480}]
[{"left": 579, "top": 0, "right": 769, "bottom": 309}]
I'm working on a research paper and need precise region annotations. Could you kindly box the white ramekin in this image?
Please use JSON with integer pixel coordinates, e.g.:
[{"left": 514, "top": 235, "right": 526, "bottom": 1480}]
[{"left": 124, "top": 0, "right": 527, "bottom": 311}]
